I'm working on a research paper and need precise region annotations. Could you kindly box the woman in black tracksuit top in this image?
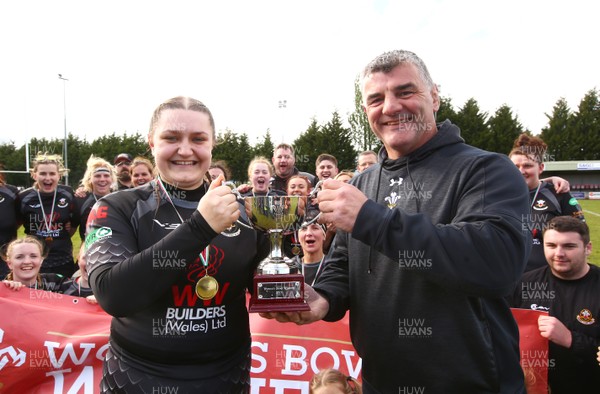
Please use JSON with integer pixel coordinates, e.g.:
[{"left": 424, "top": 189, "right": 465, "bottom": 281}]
[{"left": 86, "top": 97, "right": 268, "bottom": 393}]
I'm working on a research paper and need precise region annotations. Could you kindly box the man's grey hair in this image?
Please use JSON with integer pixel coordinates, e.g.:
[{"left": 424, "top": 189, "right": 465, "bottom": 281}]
[{"left": 359, "top": 50, "right": 435, "bottom": 94}]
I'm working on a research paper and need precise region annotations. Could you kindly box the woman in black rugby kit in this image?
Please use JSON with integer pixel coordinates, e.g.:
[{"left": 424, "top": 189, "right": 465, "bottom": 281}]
[
  {"left": 87, "top": 96, "right": 268, "bottom": 393},
  {"left": 0, "top": 169, "right": 20, "bottom": 279},
  {"left": 74, "top": 155, "right": 116, "bottom": 242},
  {"left": 19, "top": 153, "right": 78, "bottom": 277}
]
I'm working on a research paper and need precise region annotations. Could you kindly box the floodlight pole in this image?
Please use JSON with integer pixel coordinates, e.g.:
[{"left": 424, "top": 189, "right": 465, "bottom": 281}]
[
  {"left": 278, "top": 99, "right": 287, "bottom": 143},
  {"left": 58, "top": 74, "right": 69, "bottom": 186}
]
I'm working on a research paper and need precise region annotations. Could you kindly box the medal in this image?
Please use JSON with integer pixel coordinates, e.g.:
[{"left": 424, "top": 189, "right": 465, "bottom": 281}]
[
  {"left": 292, "top": 245, "right": 301, "bottom": 255},
  {"left": 196, "top": 275, "right": 219, "bottom": 300},
  {"left": 37, "top": 188, "right": 58, "bottom": 245},
  {"left": 195, "top": 245, "right": 219, "bottom": 300},
  {"left": 157, "top": 177, "right": 220, "bottom": 300}
]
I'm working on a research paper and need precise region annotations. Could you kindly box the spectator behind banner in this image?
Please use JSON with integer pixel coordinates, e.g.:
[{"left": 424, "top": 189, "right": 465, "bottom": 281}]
[
  {"left": 509, "top": 134, "right": 585, "bottom": 272},
  {"left": 511, "top": 216, "right": 600, "bottom": 393},
  {"left": 310, "top": 368, "right": 362, "bottom": 394},
  {"left": 1, "top": 236, "right": 66, "bottom": 292},
  {"left": 19, "top": 153, "right": 78, "bottom": 278},
  {"left": 62, "top": 243, "right": 96, "bottom": 303},
  {"left": 0, "top": 166, "right": 20, "bottom": 280},
  {"left": 130, "top": 156, "right": 155, "bottom": 187},
  {"left": 75, "top": 155, "right": 116, "bottom": 241},
  {"left": 113, "top": 153, "right": 133, "bottom": 190},
  {"left": 86, "top": 96, "right": 269, "bottom": 393},
  {"left": 271, "top": 143, "right": 315, "bottom": 193},
  {"left": 315, "top": 153, "right": 339, "bottom": 181},
  {"left": 356, "top": 150, "right": 377, "bottom": 173},
  {"left": 262, "top": 50, "right": 532, "bottom": 392}
]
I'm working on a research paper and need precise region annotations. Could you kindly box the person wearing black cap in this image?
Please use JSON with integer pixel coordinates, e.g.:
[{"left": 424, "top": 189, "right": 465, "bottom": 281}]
[{"left": 113, "top": 153, "right": 133, "bottom": 190}]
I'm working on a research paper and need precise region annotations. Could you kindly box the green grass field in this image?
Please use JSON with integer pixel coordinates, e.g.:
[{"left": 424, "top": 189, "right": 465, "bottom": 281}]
[
  {"left": 579, "top": 199, "right": 600, "bottom": 266},
  {"left": 16, "top": 199, "right": 600, "bottom": 267}
]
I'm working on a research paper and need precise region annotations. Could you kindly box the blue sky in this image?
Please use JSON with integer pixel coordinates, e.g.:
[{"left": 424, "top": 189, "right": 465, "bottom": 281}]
[{"left": 1, "top": 0, "right": 598, "bottom": 153}]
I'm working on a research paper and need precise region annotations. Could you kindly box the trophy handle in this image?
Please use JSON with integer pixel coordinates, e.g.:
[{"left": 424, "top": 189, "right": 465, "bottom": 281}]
[
  {"left": 223, "top": 181, "right": 255, "bottom": 230},
  {"left": 303, "top": 180, "right": 323, "bottom": 225},
  {"left": 308, "top": 180, "right": 323, "bottom": 200}
]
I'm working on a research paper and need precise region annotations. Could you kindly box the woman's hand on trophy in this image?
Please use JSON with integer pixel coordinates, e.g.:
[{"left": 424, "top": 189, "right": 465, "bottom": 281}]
[
  {"left": 318, "top": 179, "right": 368, "bottom": 233},
  {"left": 236, "top": 183, "right": 252, "bottom": 194},
  {"left": 198, "top": 174, "right": 241, "bottom": 233},
  {"left": 259, "top": 284, "right": 329, "bottom": 325}
]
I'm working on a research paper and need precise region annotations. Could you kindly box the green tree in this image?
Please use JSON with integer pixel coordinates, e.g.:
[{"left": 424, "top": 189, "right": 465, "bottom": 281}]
[
  {"left": 252, "top": 130, "right": 275, "bottom": 160},
  {"left": 292, "top": 118, "right": 323, "bottom": 174},
  {"left": 348, "top": 77, "right": 379, "bottom": 152},
  {"left": 570, "top": 89, "right": 600, "bottom": 160},
  {"left": 212, "top": 129, "right": 254, "bottom": 182},
  {"left": 437, "top": 96, "right": 457, "bottom": 125},
  {"left": 0, "top": 142, "right": 28, "bottom": 187},
  {"left": 485, "top": 104, "right": 524, "bottom": 154},
  {"left": 321, "top": 111, "right": 357, "bottom": 172},
  {"left": 540, "top": 98, "right": 572, "bottom": 161},
  {"left": 454, "top": 98, "right": 489, "bottom": 148},
  {"left": 293, "top": 112, "right": 356, "bottom": 174},
  {"left": 88, "top": 132, "right": 148, "bottom": 164}
]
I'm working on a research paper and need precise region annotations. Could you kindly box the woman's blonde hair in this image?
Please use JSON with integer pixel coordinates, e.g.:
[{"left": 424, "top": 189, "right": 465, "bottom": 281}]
[
  {"left": 310, "top": 369, "right": 362, "bottom": 394},
  {"left": 79, "top": 155, "right": 117, "bottom": 193},
  {"left": 247, "top": 156, "right": 275, "bottom": 180},
  {"left": 30, "top": 152, "right": 69, "bottom": 187}
]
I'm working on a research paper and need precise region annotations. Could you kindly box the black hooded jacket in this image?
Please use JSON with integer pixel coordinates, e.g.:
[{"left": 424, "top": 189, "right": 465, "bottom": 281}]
[{"left": 314, "top": 120, "right": 531, "bottom": 393}]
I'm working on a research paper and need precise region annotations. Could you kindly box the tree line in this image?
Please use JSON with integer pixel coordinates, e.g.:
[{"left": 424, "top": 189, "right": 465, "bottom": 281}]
[{"left": 1, "top": 85, "right": 598, "bottom": 188}]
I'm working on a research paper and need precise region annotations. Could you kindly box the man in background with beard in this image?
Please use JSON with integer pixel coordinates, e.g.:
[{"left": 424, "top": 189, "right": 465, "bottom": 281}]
[{"left": 113, "top": 153, "right": 133, "bottom": 190}]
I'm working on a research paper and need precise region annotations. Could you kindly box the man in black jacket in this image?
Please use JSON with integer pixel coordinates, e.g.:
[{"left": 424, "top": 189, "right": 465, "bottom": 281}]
[{"left": 263, "top": 50, "right": 531, "bottom": 393}]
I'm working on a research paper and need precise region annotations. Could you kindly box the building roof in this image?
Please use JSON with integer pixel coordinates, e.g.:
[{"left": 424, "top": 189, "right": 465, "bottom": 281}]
[{"left": 544, "top": 161, "right": 600, "bottom": 171}]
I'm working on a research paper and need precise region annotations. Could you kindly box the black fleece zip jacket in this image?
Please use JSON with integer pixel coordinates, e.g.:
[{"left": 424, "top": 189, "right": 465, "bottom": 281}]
[{"left": 314, "top": 120, "right": 531, "bottom": 393}]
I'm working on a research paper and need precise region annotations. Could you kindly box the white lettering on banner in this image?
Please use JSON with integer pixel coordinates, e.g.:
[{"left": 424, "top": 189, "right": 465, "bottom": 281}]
[
  {"left": 342, "top": 350, "right": 362, "bottom": 378},
  {"left": 44, "top": 341, "right": 96, "bottom": 368},
  {"left": 251, "top": 342, "right": 269, "bottom": 373},
  {"left": 250, "top": 378, "right": 309, "bottom": 394},
  {"left": 310, "top": 347, "right": 340, "bottom": 371},
  {"left": 46, "top": 366, "right": 95, "bottom": 394},
  {"left": 282, "top": 345, "right": 308, "bottom": 375},
  {"left": 251, "top": 341, "right": 362, "bottom": 378}
]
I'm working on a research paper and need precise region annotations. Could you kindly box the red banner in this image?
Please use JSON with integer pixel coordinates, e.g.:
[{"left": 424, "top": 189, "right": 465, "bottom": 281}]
[
  {"left": 0, "top": 288, "right": 548, "bottom": 393},
  {"left": 511, "top": 308, "right": 549, "bottom": 394},
  {"left": 0, "top": 286, "right": 110, "bottom": 393},
  {"left": 0, "top": 287, "right": 359, "bottom": 393},
  {"left": 250, "top": 312, "right": 361, "bottom": 393}
]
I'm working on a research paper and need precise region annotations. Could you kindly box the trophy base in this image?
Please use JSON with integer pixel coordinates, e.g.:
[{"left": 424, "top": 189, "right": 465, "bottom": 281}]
[{"left": 249, "top": 273, "right": 311, "bottom": 313}]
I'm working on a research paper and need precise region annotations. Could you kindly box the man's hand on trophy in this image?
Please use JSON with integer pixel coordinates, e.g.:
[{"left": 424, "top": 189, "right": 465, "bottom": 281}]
[
  {"left": 259, "top": 284, "right": 329, "bottom": 325},
  {"left": 317, "top": 179, "right": 368, "bottom": 233},
  {"left": 198, "top": 174, "right": 241, "bottom": 233}
]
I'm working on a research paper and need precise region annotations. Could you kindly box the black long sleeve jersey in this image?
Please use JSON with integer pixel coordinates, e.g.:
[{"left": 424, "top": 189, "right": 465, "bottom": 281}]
[
  {"left": 19, "top": 185, "right": 77, "bottom": 269},
  {"left": 0, "top": 184, "right": 20, "bottom": 279},
  {"left": 86, "top": 181, "right": 268, "bottom": 379},
  {"left": 524, "top": 182, "right": 585, "bottom": 272},
  {"left": 75, "top": 192, "right": 100, "bottom": 241},
  {"left": 512, "top": 264, "right": 600, "bottom": 393}
]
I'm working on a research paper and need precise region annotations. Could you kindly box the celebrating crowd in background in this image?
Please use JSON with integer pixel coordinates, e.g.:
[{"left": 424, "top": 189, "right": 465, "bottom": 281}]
[{"left": 0, "top": 49, "right": 598, "bottom": 393}]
